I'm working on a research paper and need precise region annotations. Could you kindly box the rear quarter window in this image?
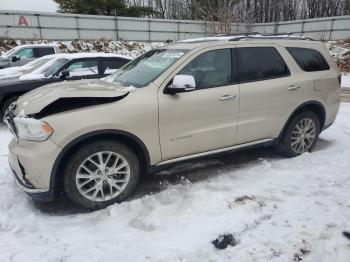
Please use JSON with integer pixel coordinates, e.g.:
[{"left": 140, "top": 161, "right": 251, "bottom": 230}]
[
  {"left": 238, "top": 47, "right": 290, "bottom": 83},
  {"left": 286, "top": 47, "right": 330, "bottom": 72}
]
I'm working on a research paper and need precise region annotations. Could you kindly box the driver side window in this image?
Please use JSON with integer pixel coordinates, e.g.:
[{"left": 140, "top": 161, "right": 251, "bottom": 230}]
[
  {"left": 177, "top": 49, "right": 232, "bottom": 89},
  {"left": 65, "top": 59, "right": 99, "bottom": 77}
]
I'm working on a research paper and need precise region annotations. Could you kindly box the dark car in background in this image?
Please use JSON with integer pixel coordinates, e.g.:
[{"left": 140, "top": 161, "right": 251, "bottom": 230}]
[
  {"left": 0, "top": 52, "right": 132, "bottom": 116},
  {"left": 0, "top": 44, "right": 59, "bottom": 69}
]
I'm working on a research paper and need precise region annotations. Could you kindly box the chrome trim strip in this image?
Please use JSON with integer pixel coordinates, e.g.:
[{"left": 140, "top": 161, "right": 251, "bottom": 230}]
[{"left": 156, "top": 139, "right": 274, "bottom": 166}]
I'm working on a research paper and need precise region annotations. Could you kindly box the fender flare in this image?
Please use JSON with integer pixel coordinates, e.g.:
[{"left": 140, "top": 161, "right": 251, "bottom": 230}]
[
  {"left": 49, "top": 129, "right": 151, "bottom": 191},
  {"left": 277, "top": 100, "right": 326, "bottom": 140}
]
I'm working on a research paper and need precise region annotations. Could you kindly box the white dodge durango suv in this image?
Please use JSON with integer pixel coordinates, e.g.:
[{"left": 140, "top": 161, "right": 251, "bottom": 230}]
[{"left": 5, "top": 35, "right": 341, "bottom": 209}]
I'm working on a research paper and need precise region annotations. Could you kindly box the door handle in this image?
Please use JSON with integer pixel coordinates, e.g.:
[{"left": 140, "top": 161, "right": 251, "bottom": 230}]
[
  {"left": 219, "top": 95, "right": 237, "bottom": 101},
  {"left": 288, "top": 85, "right": 301, "bottom": 91}
]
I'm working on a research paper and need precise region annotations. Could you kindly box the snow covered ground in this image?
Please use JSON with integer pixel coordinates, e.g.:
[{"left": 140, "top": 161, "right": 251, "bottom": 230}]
[
  {"left": 342, "top": 74, "right": 350, "bottom": 88},
  {"left": 0, "top": 104, "right": 350, "bottom": 261}
]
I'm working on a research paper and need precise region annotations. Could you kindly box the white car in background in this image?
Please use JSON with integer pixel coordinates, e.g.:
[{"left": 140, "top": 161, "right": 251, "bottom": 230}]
[{"left": 0, "top": 44, "right": 59, "bottom": 68}]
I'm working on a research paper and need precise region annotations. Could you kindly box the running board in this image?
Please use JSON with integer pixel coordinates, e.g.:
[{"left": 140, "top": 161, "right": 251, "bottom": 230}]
[{"left": 156, "top": 138, "right": 274, "bottom": 166}]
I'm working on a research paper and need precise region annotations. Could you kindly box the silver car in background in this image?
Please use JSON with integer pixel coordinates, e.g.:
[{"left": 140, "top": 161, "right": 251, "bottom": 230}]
[{"left": 0, "top": 44, "right": 59, "bottom": 69}]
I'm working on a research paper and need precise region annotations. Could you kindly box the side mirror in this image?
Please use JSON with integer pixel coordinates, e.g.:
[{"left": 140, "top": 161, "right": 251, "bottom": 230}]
[
  {"left": 11, "top": 55, "right": 20, "bottom": 62},
  {"left": 165, "top": 75, "right": 196, "bottom": 94},
  {"left": 60, "top": 69, "right": 70, "bottom": 79}
]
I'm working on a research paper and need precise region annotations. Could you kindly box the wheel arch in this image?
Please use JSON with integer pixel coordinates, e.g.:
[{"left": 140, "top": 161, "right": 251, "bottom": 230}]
[
  {"left": 50, "top": 129, "right": 151, "bottom": 193},
  {"left": 278, "top": 101, "right": 326, "bottom": 140}
]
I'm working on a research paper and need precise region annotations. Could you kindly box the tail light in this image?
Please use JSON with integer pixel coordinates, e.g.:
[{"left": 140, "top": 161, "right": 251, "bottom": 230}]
[{"left": 338, "top": 75, "right": 342, "bottom": 86}]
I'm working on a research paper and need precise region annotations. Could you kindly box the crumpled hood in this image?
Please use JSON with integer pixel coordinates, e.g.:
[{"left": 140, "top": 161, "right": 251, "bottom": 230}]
[{"left": 15, "top": 79, "right": 134, "bottom": 116}]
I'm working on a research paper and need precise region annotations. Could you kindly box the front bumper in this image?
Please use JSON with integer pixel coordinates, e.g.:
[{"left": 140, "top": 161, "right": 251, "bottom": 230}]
[{"left": 8, "top": 138, "right": 61, "bottom": 201}]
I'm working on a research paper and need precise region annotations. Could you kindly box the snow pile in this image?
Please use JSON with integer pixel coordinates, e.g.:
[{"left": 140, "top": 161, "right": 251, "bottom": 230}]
[
  {"left": 0, "top": 104, "right": 350, "bottom": 261},
  {"left": 327, "top": 40, "right": 350, "bottom": 72},
  {"left": 342, "top": 74, "right": 350, "bottom": 88},
  {"left": 0, "top": 39, "right": 164, "bottom": 58}
]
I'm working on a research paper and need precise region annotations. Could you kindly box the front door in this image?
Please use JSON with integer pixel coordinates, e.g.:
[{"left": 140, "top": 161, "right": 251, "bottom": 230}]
[
  {"left": 62, "top": 58, "right": 100, "bottom": 80},
  {"left": 12, "top": 47, "right": 35, "bottom": 66},
  {"left": 158, "top": 48, "right": 239, "bottom": 160}
]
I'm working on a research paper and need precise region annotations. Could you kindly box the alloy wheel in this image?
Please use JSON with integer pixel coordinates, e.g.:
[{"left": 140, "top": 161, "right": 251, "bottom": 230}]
[
  {"left": 75, "top": 151, "right": 131, "bottom": 202},
  {"left": 291, "top": 117, "right": 317, "bottom": 153}
]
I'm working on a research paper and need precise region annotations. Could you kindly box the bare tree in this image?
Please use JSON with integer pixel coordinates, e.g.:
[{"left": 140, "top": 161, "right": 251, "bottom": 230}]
[{"left": 125, "top": 0, "right": 350, "bottom": 22}]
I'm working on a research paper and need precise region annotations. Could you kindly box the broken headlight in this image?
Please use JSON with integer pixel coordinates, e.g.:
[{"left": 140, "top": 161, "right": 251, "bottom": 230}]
[{"left": 13, "top": 117, "right": 54, "bottom": 141}]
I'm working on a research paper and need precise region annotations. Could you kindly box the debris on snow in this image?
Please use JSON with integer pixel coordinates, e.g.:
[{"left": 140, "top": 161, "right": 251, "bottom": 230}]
[
  {"left": 212, "top": 234, "right": 238, "bottom": 249},
  {"left": 343, "top": 231, "right": 350, "bottom": 240},
  {"left": 234, "top": 195, "right": 256, "bottom": 204}
]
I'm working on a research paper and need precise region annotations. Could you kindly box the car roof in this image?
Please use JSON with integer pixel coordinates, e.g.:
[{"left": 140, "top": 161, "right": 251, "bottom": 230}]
[
  {"left": 165, "top": 34, "right": 321, "bottom": 50},
  {"left": 13, "top": 44, "right": 59, "bottom": 49}
]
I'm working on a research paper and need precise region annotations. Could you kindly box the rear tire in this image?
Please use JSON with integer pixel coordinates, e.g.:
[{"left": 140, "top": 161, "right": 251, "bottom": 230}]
[
  {"left": 277, "top": 111, "right": 320, "bottom": 157},
  {"left": 63, "top": 140, "right": 140, "bottom": 210}
]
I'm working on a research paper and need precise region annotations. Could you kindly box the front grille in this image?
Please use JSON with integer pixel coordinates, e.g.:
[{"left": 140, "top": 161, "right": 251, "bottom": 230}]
[{"left": 4, "top": 102, "right": 18, "bottom": 138}]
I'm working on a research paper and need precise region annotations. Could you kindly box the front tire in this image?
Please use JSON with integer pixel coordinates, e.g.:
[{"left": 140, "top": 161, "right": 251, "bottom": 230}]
[
  {"left": 63, "top": 140, "right": 140, "bottom": 210},
  {"left": 277, "top": 111, "right": 320, "bottom": 157}
]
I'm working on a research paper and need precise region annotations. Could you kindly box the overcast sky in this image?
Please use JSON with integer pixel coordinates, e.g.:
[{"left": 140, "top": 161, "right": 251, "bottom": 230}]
[{"left": 0, "top": 0, "right": 58, "bottom": 12}]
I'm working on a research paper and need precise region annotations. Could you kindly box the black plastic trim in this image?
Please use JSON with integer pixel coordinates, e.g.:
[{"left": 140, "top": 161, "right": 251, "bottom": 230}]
[
  {"left": 147, "top": 139, "right": 275, "bottom": 174},
  {"left": 277, "top": 100, "right": 326, "bottom": 140}
]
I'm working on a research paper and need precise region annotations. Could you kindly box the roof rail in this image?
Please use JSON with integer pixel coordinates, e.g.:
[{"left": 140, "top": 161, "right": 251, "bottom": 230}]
[
  {"left": 178, "top": 33, "right": 314, "bottom": 43},
  {"left": 215, "top": 32, "right": 260, "bottom": 37},
  {"left": 228, "top": 33, "right": 314, "bottom": 41}
]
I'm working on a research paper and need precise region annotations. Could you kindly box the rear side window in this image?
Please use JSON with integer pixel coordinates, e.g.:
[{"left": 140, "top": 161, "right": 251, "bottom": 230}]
[
  {"left": 238, "top": 47, "right": 290, "bottom": 82},
  {"left": 286, "top": 47, "right": 330, "bottom": 72},
  {"left": 102, "top": 58, "right": 130, "bottom": 74},
  {"left": 36, "top": 47, "right": 55, "bottom": 57}
]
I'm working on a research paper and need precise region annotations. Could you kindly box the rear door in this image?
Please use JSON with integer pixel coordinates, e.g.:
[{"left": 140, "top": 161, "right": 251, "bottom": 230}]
[
  {"left": 158, "top": 47, "right": 240, "bottom": 160},
  {"left": 236, "top": 44, "right": 306, "bottom": 144}
]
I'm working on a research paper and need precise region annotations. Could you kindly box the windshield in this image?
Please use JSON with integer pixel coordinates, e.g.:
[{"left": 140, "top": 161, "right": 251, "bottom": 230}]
[
  {"left": 103, "top": 49, "right": 188, "bottom": 88},
  {"left": 2, "top": 47, "right": 19, "bottom": 58},
  {"left": 20, "top": 57, "right": 53, "bottom": 74},
  {"left": 41, "top": 58, "right": 69, "bottom": 77}
]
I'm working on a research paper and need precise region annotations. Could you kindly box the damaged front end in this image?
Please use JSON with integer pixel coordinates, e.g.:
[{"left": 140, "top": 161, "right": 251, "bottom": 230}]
[
  {"left": 33, "top": 94, "right": 128, "bottom": 119},
  {"left": 15, "top": 79, "right": 132, "bottom": 118},
  {"left": 4, "top": 101, "right": 18, "bottom": 138},
  {"left": 5, "top": 79, "right": 132, "bottom": 140},
  {"left": 4, "top": 102, "right": 54, "bottom": 142}
]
